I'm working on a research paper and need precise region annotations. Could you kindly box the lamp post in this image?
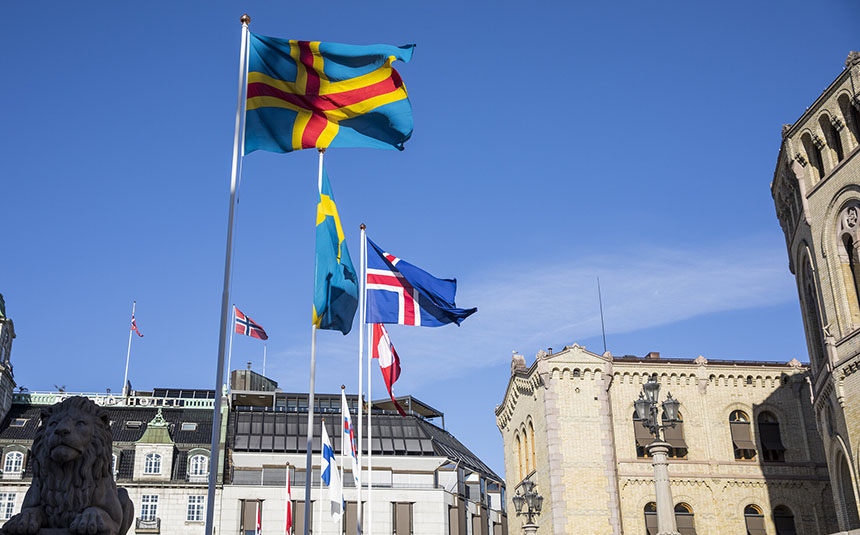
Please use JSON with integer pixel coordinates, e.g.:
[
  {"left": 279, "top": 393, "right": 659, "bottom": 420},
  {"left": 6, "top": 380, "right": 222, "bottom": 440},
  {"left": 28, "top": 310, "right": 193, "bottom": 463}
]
[
  {"left": 635, "top": 375, "right": 681, "bottom": 535},
  {"left": 512, "top": 479, "right": 543, "bottom": 534}
]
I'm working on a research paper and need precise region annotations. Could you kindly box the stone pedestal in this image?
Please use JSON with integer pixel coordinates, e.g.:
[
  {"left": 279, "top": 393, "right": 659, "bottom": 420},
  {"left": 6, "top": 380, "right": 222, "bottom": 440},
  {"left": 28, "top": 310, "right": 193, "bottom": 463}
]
[{"left": 647, "top": 441, "right": 680, "bottom": 535}]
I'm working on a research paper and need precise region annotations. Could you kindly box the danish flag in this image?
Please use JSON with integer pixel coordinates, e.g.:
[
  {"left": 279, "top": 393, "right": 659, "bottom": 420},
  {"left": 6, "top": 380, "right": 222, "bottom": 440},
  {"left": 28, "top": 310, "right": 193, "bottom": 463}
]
[{"left": 371, "top": 323, "right": 407, "bottom": 416}]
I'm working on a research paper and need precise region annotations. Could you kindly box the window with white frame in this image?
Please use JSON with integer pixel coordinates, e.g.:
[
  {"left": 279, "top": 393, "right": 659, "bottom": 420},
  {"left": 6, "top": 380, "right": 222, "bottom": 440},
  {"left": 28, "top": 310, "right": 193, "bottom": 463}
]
[
  {"left": 112, "top": 454, "right": 118, "bottom": 477},
  {"left": 4, "top": 452, "right": 23, "bottom": 474},
  {"left": 187, "top": 495, "right": 205, "bottom": 522},
  {"left": 140, "top": 495, "right": 158, "bottom": 521},
  {"left": 144, "top": 453, "right": 161, "bottom": 475},
  {"left": 0, "top": 493, "right": 15, "bottom": 520},
  {"left": 188, "top": 455, "right": 208, "bottom": 477}
]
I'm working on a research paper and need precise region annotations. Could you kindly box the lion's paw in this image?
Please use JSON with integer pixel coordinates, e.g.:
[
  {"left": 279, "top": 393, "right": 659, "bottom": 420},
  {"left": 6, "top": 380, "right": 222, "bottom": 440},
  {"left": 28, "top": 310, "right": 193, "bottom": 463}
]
[
  {"left": 2, "top": 507, "right": 43, "bottom": 534},
  {"left": 70, "top": 506, "right": 116, "bottom": 535}
]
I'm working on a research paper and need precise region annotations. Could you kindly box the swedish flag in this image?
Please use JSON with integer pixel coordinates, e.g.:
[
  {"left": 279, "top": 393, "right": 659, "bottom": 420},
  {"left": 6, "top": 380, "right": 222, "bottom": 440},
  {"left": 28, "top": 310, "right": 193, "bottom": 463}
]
[{"left": 313, "top": 168, "right": 358, "bottom": 334}]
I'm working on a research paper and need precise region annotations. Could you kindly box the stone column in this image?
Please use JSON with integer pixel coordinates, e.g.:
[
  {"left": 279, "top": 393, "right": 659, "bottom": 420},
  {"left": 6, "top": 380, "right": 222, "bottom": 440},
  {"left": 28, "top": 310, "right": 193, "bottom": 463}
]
[{"left": 648, "top": 441, "right": 680, "bottom": 535}]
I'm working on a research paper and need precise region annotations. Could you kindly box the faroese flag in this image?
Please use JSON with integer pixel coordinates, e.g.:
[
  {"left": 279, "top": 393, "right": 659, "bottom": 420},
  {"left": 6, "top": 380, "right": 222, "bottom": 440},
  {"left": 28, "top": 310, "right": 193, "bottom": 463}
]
[
  {"left": 313, "top": 168, "right": 358, "bottom": 334},
  {"left": 245, "top": 33, "right": 414, "bottom": 153}
]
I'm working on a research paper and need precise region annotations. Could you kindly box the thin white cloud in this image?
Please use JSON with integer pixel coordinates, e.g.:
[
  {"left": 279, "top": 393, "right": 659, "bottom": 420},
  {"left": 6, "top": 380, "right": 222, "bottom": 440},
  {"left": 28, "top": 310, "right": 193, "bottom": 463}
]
[{"left": 270, "top": 236, "right": 797, "bottom": 391}]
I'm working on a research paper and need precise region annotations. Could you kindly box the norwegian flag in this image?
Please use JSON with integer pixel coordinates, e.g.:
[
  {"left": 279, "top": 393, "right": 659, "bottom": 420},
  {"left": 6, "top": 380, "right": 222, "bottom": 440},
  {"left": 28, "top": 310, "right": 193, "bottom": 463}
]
[
  {"left": 131, "top": 307, "right": 143, "bottom": 338},
  {"left": 341, "top": 389, "right": 360, "bottom": 487},
  {"left": 371, "top": 323, "right": 407, "bottom": 416},
  {"left": 234, "top": 306, "right": 268, "bottom": 340}
]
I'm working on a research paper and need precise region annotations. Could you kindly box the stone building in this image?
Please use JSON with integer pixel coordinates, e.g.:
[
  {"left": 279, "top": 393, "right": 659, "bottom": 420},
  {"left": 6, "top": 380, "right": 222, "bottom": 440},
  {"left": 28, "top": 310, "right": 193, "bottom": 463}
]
[
  {"left": 0, "top": 302, "right": 505, "bottom": 535},
  {"left": 772, "top": 51, "right": 860, "bottom": 532},
  {"left": 496, "top": 345, "right": 837, "bottom": 535}
]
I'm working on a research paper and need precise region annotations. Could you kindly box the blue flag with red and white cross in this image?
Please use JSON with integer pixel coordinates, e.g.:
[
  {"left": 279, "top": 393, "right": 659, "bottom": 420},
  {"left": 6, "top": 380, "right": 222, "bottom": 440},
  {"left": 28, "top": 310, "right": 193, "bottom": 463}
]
[{"left": 365, "top": 238, "right": 476, "bottom": 327}]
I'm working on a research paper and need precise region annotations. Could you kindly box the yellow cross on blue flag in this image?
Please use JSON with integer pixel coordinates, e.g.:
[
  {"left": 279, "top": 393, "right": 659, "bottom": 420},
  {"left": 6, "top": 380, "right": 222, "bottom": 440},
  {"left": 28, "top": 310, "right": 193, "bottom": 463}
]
[{"left": 313, "top": 167, "right": 358, "bottom": 334}]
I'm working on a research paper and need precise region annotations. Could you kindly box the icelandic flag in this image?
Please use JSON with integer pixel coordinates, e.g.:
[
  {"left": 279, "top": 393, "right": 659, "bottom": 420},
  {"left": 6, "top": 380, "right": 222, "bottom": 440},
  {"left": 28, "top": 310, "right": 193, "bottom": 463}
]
[
  {"left": 365, "top": 238, "right": 477, "bottom": 327},
  {"left": 320, "top": 424, "right": 343, "bottom": 518},
  {"left": 341, "top": 390, "right": 360, "bottom": 487}
]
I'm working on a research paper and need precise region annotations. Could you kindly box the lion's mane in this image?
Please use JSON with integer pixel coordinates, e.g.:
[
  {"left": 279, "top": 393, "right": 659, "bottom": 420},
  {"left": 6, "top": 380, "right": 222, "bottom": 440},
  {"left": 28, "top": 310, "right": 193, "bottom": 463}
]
[{"left": 31, "top": 397, "right": 113, "bottom": 528}]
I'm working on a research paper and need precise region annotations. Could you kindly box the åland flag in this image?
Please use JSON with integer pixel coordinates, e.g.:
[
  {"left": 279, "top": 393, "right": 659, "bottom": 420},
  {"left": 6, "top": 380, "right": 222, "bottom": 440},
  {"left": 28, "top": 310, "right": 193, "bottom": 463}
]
[
  {"left": 245, "top": 33, "right": 415, "bottom": 153},
  {"left": 313, "top": 168, "right": 358, "bottom": 334}
]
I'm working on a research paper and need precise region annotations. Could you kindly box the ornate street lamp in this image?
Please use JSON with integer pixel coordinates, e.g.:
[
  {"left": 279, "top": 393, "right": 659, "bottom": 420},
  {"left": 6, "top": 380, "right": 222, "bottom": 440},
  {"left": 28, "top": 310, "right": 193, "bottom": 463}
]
[
  {"left": 512, "top": 479, "right": 543, "bottom": 534},
  {"left": 636, "top": 375, "right": 682, "bottom": 535}
]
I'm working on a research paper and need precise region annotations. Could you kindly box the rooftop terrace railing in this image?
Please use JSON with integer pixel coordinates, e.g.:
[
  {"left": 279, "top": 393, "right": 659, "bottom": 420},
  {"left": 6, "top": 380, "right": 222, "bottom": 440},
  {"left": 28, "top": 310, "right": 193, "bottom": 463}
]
[{"left": 12, "top": 391, "right": 214, "bottom": 409}]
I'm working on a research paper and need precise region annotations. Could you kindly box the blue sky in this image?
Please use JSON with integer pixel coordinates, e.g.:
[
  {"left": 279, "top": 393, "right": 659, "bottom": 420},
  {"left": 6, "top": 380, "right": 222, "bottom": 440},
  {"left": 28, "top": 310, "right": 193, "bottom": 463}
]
[{"left": 2, "top": 1, "right": 858, "bottom": 477}]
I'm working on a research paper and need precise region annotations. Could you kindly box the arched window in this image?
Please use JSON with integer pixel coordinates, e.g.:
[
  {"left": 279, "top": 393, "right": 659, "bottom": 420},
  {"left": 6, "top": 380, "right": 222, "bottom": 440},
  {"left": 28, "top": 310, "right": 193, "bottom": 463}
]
[
  {"left": 516, "top": 434, "right": 523, "bottom": 481},
  {"left": 801, "top": 257, "right": 827, "bottom": 368},
  {"left": 522, "top": 428, "right": 530, "bottom": 475},
  {"left": 744, "top": 504, "right": 766, "bottom": 535},
  {"left": 644, "top": 502, "right": 657, "bottom": 535},
  {"left": 3, "top": 452, "right": 22, "bottom": 474},
  {"left": 773, "top": 505, "right": 797, "bottom": 535},
  {"left": 144, "top": 453, "right": 162, "bottom": 475},
  {"left": 729, "top": 410, "right": 756, "bottom": 460},
  {"left": 821, "top": 115, "right": 845, "bottom": 163},
  {"left": 528, "top": 422, "right": 536, "bottom": 471},
  {"left": 838, "top": 203, "right": 860, "bottom": 325},
  {"left": 634, "top": 410, "right": 653, "bottom": 459},
  {"left": 839, "top": 94, "right": 860, "bottom": 149},
  {"left": 838, "top": 452, "right": 860, "bottom": 529},
  {"left": 663, "top": 411, "right": 688, "bottom": 459},
  {"left": 757, "top": 412, "right": 786, "bottom": 462},
  {"left": 189, "top": 454, "right": 209, "bottom": 477},
  {"left": 674, "top": 503, "right": 696, "bottom": 535},
  {"left": 802, "top": 132, "right": 825, "bottom": 182}
]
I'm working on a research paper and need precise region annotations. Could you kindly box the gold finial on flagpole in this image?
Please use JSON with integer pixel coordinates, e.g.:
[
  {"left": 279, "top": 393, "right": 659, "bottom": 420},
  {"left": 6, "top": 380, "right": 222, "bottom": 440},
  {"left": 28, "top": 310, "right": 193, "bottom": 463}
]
[
  {"left": 342, "top": 385, "right": 346, "bottom": 390},
  {"left": 240, "top": 14, "right": 251, "bottom": 25},
  {"left": 360, "top": 223, "right": 366, "bottom": 230},
  {"left": 318, "top": 148, "right": 326, "bottom": 154}
]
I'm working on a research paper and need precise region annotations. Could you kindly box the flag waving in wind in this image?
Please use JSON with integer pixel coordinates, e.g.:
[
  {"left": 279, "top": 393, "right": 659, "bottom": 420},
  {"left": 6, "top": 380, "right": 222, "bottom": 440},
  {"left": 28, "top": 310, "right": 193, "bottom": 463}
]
[
  {"left": 245, "top": 34, "right": 415, "bottom": 153},
  {"left": 131, "top": 311, "right": 143, "bottom": 338},
  {"left": 341, "top": 390, "right": 360, "bottom": 486},
  {"left": 234, "top": 306, "right": 269, "bottom": 340},
  {"left": 372, "top": 323, "right": 407, "bottom": 416},
  {"left": 366, "top": 238, "right": 477, "bottom": 327},
  {"left": 313, "top": 168, "right": 358, "bottom": 334},
  {"left": 321, "top": 423, "right": 343, "bottom": 518}
]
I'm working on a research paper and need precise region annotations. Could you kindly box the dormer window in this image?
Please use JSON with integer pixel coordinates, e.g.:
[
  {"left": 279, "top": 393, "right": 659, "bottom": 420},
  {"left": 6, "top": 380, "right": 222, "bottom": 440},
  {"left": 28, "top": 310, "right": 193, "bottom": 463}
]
[
  {"left": 181, "top": 422, "right": 198, "bottom": 432},
  {"left": 3, "top": 452, "right": 22, "bottom": 474},
  {"left": 188, "top": 454, "right": 209, "bottom": 479},
  {"left": 9, "top": 419, "right": 27, "bottom": 428},
  {"left": 126, "top": 421, "right": 142, "bottom": 429},
  {"left": 144, "top": 453, "right": 162, "bottom": 475}
]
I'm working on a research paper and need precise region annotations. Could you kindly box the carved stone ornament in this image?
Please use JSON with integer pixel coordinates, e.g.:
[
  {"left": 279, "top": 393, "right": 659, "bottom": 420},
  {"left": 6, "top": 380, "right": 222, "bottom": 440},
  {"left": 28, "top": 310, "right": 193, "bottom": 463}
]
[
  {"left": 831, "top": 116, "right": 845, "bottom": 131},
  {"left": 848, "top": 206, "right": 858, "bottom": 228},
  {"left": 794, "top": 152, "right": 808, "bottom": 166},
  {"left": 847, "top": 51, "right": 860, "bottom": 68},
  {"left": 511, "top": 352, "right": 527, "bottom": 374},
  {"left": 781, "top": 123, "right": 793, "bottom": 138},
  {"left": 788, "top": 358, "right": 802, "bottom": 368},
  {"left": 694, "top": 355, "right": 708, "bottom": 366},
  {"left": 1, "top": 397, "right": 134, "bottom": 535},
  {"left": 535, "top": 349, "right": 548, "bottom": 360},
  {"left": 812, "top": 134, "right": 826, "bottom": 149}
]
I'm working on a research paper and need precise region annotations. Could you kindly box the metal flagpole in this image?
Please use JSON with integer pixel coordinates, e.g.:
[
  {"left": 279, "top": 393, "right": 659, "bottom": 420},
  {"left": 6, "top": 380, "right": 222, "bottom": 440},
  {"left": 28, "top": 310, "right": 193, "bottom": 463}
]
[
  {"left": 340, "top": 385, "right": 346, "bottom": 495},
  {"left": 304, "top": 324, "right": 318, "bottom": 535},
  {"left": 227, "top": 306, "right": 236, "bottom": 391},
  {"left": 205, "top": 13, "right": 251, "bottom": 535},
  {"left": 263, "top": 343, "right": 267, "bottom": 376},
  {"left": 356, "top": 223, "right": 366, "bottom": 535},
  {"left": 366, "top": 322, "right": 373, "bottom": 535},
  {"left": 304, "top": 148, "right": 325, "bottom": 535},
  {"left": 122, "top": 300, "right": 135, "bottom": 397}
]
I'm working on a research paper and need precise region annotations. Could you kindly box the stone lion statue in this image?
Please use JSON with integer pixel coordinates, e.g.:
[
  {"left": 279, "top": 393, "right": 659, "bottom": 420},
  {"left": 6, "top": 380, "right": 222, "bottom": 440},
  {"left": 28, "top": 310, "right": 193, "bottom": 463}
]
[{"left": 2, "top": 397, "right": 133, "bottom": 535}]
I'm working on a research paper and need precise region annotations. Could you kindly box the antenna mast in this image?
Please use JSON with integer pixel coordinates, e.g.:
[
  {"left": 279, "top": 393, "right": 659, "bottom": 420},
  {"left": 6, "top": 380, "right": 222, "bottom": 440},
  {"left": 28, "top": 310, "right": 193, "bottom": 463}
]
[{"left": 597, "top": 277, "right": 607, "bottom": 354}]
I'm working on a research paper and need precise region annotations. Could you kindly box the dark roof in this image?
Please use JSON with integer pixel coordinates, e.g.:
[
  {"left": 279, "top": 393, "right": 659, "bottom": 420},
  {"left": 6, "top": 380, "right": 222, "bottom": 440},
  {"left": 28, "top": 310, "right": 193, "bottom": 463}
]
[
  {"left": 0, "top": 404, "right": 213, "bottom": 446},
  {"left": 228, "top": 409, "right": 500, "bottom": 482}
]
